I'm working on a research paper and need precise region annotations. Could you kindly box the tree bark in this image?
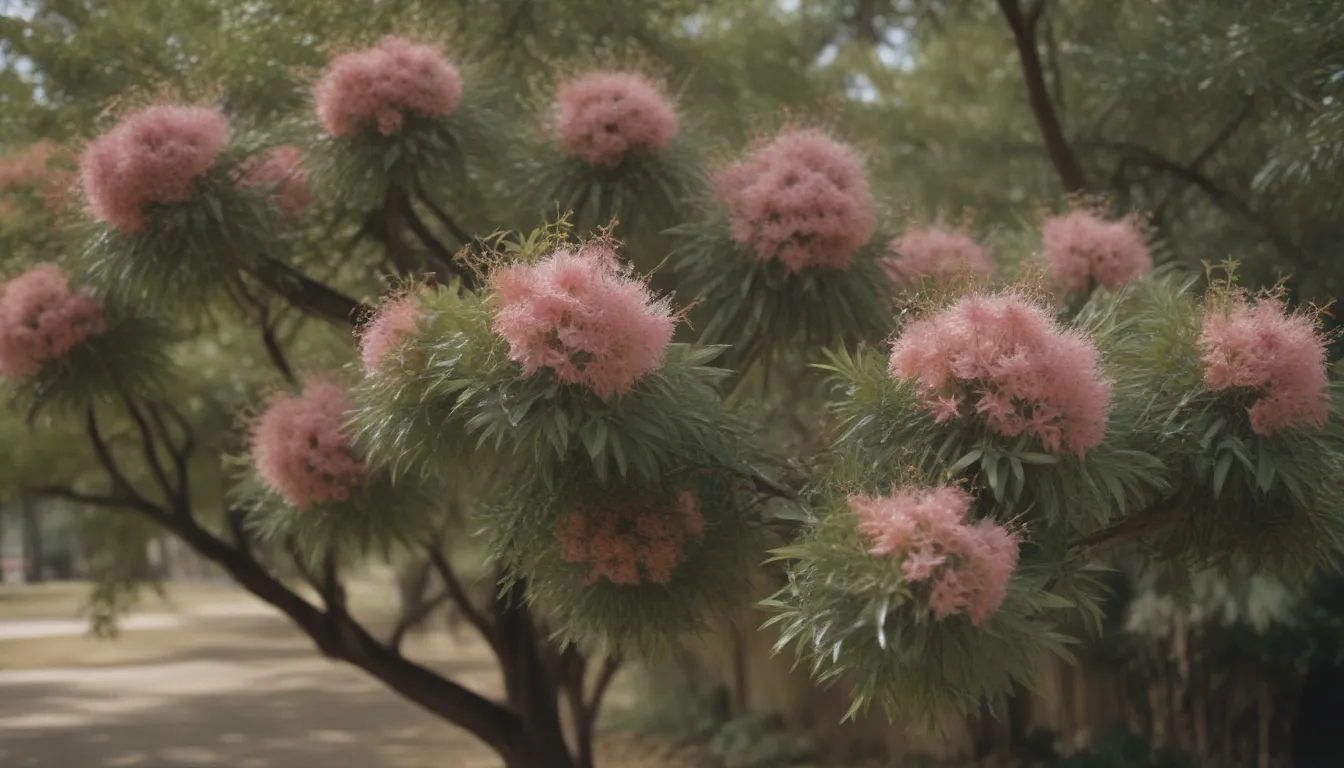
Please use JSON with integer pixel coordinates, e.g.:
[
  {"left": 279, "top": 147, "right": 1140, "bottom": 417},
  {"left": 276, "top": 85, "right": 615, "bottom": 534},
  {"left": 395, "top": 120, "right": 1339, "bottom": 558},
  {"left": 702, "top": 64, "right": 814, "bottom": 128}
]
[
  {"left": 997, "top": 0, "right": 1089, "bottom": 194},
  {"left": 21, "top": 496, "right": 42, "bottom": 583}
]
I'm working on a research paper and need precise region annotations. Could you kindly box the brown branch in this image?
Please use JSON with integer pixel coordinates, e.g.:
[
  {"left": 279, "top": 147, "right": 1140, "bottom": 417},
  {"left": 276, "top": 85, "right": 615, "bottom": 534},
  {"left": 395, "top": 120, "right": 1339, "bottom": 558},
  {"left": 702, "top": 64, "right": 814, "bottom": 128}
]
[
  {"left": 120, "top": 395, "right": 174, "bottom": 504},
  {"left": 1190, "top": 96, "right": 1256, "bottom": 172},
  {"left": 76, "top": 405, "right": 528, "bottom": 762},
  {"left": 389, "top": 589, "right": 452, "bottom": 651},
  {"left": 726, "top": 465, "right": 801, "bottom": 502},
  {"left": 249, "top": 255, "right": 369, "bottom": 328},
  {"left": 997, "top": 0, "right": 1088, "bottom": 193},
  {"left": 1069, "top": 493, "right": 1191, "bottom": 551},
  {"left": 35, "top": 485, "right": 145, "bottom": 512},
  {"left": 1089, "top": 140, "right": 1309, "bottom": 268},
  {"left": 427, "top": 545, "right": 496, "bottom": 648},
  {"left": 575, "top": 654, "right": 622, "bottom": 768},
  {"left": 84, "top": 407, "right": 160, "bottom": 517}
]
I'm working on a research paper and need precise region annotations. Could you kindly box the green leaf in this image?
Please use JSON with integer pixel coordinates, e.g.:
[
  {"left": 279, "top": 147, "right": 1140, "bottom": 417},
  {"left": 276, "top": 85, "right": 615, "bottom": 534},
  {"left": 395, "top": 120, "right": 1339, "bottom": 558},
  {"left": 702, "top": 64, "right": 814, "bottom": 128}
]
[
  {"left": 948, "top": 448, "right": 982, "bottom": 474},
  {"left": 1200, "top": 416, "right": 1226, "bottom": 449},
  {"left": 1014, "top": 452, "right": 1058, "bottom": 465},
  {"left": 1213, "top": 450, "right": 1234, "bottom": 498},
  {"left": 1256, "top": 449, "right": 1275, "bottom": 493}
]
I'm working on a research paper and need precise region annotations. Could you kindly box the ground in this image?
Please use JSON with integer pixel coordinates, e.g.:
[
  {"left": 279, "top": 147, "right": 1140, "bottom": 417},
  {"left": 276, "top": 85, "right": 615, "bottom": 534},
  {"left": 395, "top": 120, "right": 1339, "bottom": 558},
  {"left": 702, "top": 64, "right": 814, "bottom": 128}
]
[{"left": 0, "top": 580, "right": 702, "bottom": 768}]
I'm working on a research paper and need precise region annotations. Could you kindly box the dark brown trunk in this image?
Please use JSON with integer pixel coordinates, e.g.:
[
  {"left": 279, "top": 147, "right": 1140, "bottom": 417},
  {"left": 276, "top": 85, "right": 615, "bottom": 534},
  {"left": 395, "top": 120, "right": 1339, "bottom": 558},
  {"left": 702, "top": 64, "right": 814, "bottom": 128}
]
[
  {"left": 997, "top": 0, "right": 1089, "bottom": 194},
  {"left": 21, "top": 497, "right": 42, "bottom": 583}
]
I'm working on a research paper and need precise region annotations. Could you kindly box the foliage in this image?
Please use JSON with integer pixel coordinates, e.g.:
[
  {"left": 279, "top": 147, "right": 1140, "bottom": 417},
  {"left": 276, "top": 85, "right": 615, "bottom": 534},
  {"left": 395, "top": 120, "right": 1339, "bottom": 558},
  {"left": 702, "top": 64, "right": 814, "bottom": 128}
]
[{"left": 3, "top": 1, "right": 1344, "bottom": 765}]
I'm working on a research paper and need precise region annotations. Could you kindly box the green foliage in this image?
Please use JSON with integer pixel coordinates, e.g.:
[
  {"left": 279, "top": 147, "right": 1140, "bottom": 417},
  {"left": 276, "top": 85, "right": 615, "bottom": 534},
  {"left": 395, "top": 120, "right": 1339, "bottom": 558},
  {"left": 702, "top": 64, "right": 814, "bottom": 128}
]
[
  {"left": 488, "top": 467, "right": 766, "bottom": 654},
  {"left": 231, "top": 458, "right": 435, "bottom": 570},
  {"left": 307, "top": 81, "right": 511, "bottom": 211},
  {"left": 9, "top": 313, "right": 175, "bottom": 416},
  {"left": 348, "top": 283, "right": 503, "bottom": 483},
  {"left": 763, "top": 492, "right": 1084, "bottom": 724},
  {"left": 76, "top": 154, "right": 285, "bottom": 313},
  {"left": 818, "top": 344, "right": 1169, "bottom": 538},
  {"left": 518, "top": 131, "right": 704, "bottom": 238},
  {"left": 671, "top": 217, "right": 895, "bottom": 372}
]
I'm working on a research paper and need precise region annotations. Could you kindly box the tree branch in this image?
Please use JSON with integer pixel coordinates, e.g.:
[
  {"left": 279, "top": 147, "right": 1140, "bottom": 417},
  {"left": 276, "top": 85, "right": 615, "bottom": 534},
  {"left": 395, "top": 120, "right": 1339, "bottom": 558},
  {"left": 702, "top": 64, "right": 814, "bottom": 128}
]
[
  {"left": 249, "top": 256, "right": 369, "bottom": 328},
  {"left": 1070, "top": 492, "right": 1191, "bottom": 551},
  {"left": 389, "top": 589, "right": 451, "bottom": 651},
  {"left": 1088, "top": 140, "right": 1308, "bottom": 267},
  {"left": 84, "top": 407, "right": 160, "bottom": 517},
  {"left": 427, "top": 545, "right": 496, "bottom": 648},
  {"left": 120, "top": 394, "right": 174, "bottom": 505},
  {"left": 997, "top": 0, "right": 1088, "bottom": 193},
  {"left": 35, "top": 485, "right": 144, "bottom": 511}
]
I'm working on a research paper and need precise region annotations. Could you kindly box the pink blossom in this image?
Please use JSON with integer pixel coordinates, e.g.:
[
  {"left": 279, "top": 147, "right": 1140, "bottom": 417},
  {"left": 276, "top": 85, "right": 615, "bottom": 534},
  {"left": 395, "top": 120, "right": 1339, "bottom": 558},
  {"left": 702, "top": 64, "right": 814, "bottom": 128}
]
[
  {"left": 554, "top": 71, "right": 679, "bottom": 168},
  {"left": 882, "top": 226, "right": 994, "bottom": 290},
  {"left": 315, "top": 36, "right": 462, "bottom": 138},
  {"left": 0, "top": 264, "right": 107, "bottom": 380},
  {"left": 358, "top": 293, "right": 424, "bottom": 376},
  {"left": 889, "top": 292, "right": 1111, "bottom": 455},
  {"left": 79, "top": 105, "right": 230, "bottom": 233},
  {"left": 555, "top": 491, "right": 703, "bottom": 586},
  {"left": 716, "top": 128, "right": 876, "bottom": 273},
  {"left": 235, "top": 145, "right": 310, "bottom": 219},
  {"left": 0, "top": 140, "right": 75, "bottom": 212},
  {"left": 1198, "top": 295, "right": 1330, "bottom": 436},
  {"left": 250, "top": 378, "right": 365, "bottom": 511},
  {"left": 1040, "top": 209, "right": 1152, "bottom": 294},
  {"left": 491, "top": 241, "right": 676, "bottom": 399},
  {"left": 851, "top": 486, "right": 1019, "bottom": 626}
]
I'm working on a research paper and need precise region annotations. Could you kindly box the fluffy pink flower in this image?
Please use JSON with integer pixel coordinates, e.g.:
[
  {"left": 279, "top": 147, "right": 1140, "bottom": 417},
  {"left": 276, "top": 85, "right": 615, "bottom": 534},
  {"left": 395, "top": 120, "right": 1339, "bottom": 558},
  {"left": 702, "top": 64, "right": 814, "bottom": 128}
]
[
  {"left": 358, "top": 293, "right": 424, "bottom": 376},
  {"left": 553, "top": 71, "right": 679, "bottom": 169},
  {"left": 716, "top": 128, "right": 876, "bottom": 273},
  {"left": 556, "top": 491, "right": 704, "bottom": 586},
  {"left": 315, "top": 36, "right": 462, "bottom": 137},
  {"left": 491, "top": 241, "right": 676, "bottom": 399},
  {"left": 1198, "top": 295, "right": 1330, "bottom": 436},
  {"left": 235, "top": 145, "right": 310, "bottom": 219},
  {"left": 79, "top": 105, "right": 230, "bottom": 233},
  {"left": 889, "top": 292, "right": 1111, "bottom": 455},
  {"left": 851, "top": 486, "right": 1018, "bottom": 626},
  {"left": 882, "top": 225, "right": 994, "bottom": 290},
  {"left": 1040, "top": 209, "right": 1152, "bottom": 294},
  {"left": 250, "top": 379, "right": 366, "bottom": 511},
  {"left": 0, "top": 264, "right": 107, "bottom": 380}
]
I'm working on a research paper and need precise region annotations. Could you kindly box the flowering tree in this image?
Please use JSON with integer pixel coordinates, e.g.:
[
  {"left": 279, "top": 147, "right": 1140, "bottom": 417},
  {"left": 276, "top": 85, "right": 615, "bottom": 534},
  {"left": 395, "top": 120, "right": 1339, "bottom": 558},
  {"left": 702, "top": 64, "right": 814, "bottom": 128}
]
[{"left": 3, "top": 7, "right": 1344, "bottom": 768}]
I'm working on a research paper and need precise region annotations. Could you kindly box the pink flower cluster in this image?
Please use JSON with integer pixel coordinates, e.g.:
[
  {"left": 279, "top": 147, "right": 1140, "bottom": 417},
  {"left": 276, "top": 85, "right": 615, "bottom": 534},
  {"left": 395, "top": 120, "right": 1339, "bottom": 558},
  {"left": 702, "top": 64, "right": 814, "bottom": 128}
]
[
  {"left": 315, "top": 36, "right": 462, "bottom": 137},
  {"left": 491, "top": 242, "right": 676, "bottom": 399},
  {"left": 557, "top": 491, "right": 704, "bottom": 585},
  {"left": 0, "top": 264, "right": 107, "bottom": 380},
  {"left": 1040, "top": 209, "right": 1152, "bottom": 294},
  {"left": 716, "top": 128, "right": 876, "bottom": 273},
  {"left": 553, "top": 71, "right": 679, "bottom": 169},
  {"left": 882, "top": 225, "right": 994, "bottom": 290},
  {"left": 0, "top": 140, "right": 74, "bottom": 207},
  {"left": 235, "top": 145, "right": 310, "bottom": 219},
  {"left": 852, "top": 486, "right": 1018, "bottom": 626},
  {"left": 79, "top": 105, "right": 230, "bottom": 233},
  {"left": 1199, "top": 295, "right": 1330, "bottom": 436},
  {"left": 358, "top": 293, "right": 424, "bottom": 375},
  {"left": 889, "top": 293, "right": 1111, "bottom": 455},
  {"left": 250, "top": 379, "right": 366, "bottom": 511}
]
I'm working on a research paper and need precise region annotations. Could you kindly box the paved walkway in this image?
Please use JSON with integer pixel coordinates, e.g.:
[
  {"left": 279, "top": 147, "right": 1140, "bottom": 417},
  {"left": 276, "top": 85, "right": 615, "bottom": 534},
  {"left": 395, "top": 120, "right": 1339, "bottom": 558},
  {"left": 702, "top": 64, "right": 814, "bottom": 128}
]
[{"left": 0, "top": 599, "right": 506, "bottom": 767}]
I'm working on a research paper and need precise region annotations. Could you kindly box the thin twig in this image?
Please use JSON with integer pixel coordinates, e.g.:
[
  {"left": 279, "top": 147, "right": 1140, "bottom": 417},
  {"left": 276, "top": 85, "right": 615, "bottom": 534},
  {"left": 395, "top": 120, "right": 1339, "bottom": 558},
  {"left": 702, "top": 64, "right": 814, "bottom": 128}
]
[
  {"left": 120, "top": 394, "right": 174, "bottom": 504},
  {"left": 84, "top": 407, "right": 160, "bottom": 517},
  {"left": 427, "top": 546, "right": 496, "bottom": 648},
  {"left": 389, "top": 590, "right": 452, "bottom": 651}
]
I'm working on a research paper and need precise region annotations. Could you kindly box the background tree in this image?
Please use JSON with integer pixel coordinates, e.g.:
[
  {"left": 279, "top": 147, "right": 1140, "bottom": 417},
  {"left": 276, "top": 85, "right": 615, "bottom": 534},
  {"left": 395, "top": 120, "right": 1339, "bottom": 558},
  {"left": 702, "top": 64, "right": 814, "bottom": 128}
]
[{"left": 1, "top": 2, "right": 1342, "bottom": 768}]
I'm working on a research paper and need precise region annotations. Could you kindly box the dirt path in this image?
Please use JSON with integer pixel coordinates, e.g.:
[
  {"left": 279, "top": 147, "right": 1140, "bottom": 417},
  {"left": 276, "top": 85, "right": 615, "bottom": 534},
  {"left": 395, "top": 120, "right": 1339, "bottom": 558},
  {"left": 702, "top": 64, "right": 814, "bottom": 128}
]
[{"left": 0, "top": 583, "right": 698, "bottom": 768}]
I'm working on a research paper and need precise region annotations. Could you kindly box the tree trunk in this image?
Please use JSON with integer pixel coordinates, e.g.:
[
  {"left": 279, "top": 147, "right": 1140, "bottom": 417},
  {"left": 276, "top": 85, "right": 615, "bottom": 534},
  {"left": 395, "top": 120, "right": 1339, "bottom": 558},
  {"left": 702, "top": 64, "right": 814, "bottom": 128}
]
[
  {"left": 21, "top": 497, "right": 42, "bottom": 583},
  {"left": 493, "top": 581, "right": 578, "bottom": 768}
]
